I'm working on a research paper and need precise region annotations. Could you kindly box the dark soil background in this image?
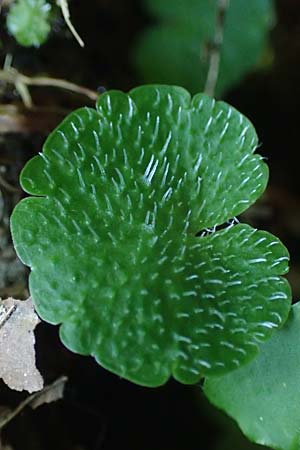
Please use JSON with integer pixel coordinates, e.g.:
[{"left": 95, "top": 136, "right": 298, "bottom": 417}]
[{"left": 0, "top": 0, "right": 299, "bottom": 449}]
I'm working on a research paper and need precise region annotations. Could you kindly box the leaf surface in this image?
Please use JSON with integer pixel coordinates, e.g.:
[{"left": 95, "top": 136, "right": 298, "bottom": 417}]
[
  {"left": 204, "top": 303, "right": 300, "bottom": 450},
  {"left": 134, "top": 0, "right": 274, "bottom": 96},
  {"left": 11, "top": 85, "right": 291, "bottom": 386}
]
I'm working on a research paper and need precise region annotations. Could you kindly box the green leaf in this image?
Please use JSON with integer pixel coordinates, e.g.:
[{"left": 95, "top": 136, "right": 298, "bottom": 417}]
[
  {"left": 7, "top": 0, "right": 51, "bottom": 47},
  {"left": 204, "top": 302, "right": 300, "bottom": 450},
  {"left": 134, "top": 0, "right": 274, "bottom": 96},
  {"left": 11, "top": 85, "right": 291, "bottom": 386}
]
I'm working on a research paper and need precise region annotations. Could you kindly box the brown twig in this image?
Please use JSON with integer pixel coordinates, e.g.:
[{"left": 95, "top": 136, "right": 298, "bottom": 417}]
[
  {"left": 0, "top": 376, "right": 68, "bottom": 429},
  {"left": 0, "top": 304, "right": 16, "bottom": 329},
  {"left": 204, "top": 0, "right": 230, "bottom": 97},
  {"left": 0, "top": 67, "right": 98, "bottom": 107}
]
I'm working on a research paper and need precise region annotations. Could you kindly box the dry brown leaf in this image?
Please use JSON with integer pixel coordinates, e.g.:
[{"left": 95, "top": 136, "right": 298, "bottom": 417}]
[{"left": 0, "top": 298, "right": 43, "bottom": 393}]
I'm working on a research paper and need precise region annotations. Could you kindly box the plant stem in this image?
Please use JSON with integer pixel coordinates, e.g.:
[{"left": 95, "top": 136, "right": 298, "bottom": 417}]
[
  {"left": 0, "top": 67, "right": 98, "bottom": 107},
  {"left": 204, "top": 0, "right": 230, "bottom": 97},
  {"left": 57, "top": 0, "right": 85, "bottom": 47}
]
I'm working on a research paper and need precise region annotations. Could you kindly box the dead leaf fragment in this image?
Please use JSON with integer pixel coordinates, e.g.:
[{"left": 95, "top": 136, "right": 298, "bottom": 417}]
[{"left": 0, "top": 298, "right": 43, "bottom": 393}]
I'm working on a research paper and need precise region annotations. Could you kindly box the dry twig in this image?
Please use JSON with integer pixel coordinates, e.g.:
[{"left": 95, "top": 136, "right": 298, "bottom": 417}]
[
  {"left": 0, "top": 376, "right": 68, "bottom": 429},
  {"left": 0, "top": 66, "right": 98, "bottom": 107}
]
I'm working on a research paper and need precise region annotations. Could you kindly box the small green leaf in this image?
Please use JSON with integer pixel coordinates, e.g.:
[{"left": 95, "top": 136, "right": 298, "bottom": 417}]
[
  {"left": 11, "top": 85, "right": 291, "bottom": 386},
  {"left": 134, "top": 0, "right": 274, "bottom": 96},
  {"left": 204, "top": 302, "right": 300, "bottom": 450},
  {"left": 7, "top": 0, "right": 51, "bottom": 47}
]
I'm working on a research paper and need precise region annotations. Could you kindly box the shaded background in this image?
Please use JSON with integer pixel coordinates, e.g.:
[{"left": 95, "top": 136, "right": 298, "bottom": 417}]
[{"left": 0, "top": 0, "right": 299, "bottom": 448}]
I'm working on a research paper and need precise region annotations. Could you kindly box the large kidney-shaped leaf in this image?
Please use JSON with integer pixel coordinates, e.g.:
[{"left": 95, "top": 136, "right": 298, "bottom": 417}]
[
  {"left": 11, "top": 85, "right": 291, "bottom": 386},
  {"left": 204, "top": 302, "right": 300, "bottom": 450},
  {"left": 134, "top": 0, "right": 274, "bottom": 96}
]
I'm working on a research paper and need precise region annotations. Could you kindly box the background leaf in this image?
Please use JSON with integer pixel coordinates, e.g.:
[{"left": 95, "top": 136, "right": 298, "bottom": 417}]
[
  {"left": 11, "top": 85, "right": 291, "bottom": 386},
  {"left": 134, "top": 0, "right": 274, "bottom": 96},
  {"left": 7, "top": 0, "right": 51, "bottom": 47},
  {"left": 204, "top": 302, "right": 300, "bottom": 450}
]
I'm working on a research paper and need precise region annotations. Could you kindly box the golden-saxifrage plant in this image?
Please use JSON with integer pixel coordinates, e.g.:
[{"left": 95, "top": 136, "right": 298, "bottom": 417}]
[
  {"left": 11, "top": 84, "right": 291, "bottom": 386},
  {"left": 7, "top": 2, "right": 300, "bottom": 449}
]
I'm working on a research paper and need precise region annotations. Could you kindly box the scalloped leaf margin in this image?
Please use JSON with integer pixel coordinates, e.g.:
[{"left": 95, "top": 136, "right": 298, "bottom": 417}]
[{"left": 11, "top": 85, "right": 291, "bottom": 386}]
